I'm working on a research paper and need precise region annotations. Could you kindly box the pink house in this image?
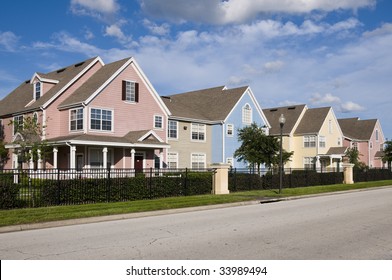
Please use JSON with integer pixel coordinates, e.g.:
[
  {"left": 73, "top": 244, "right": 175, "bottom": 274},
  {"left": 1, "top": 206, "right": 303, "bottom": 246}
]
[
  {"left": 0, "top": 56, "right": 171, "bottom": 170},
  {"left": 338, "top": 118, "right": 385, "bottom": 168}
]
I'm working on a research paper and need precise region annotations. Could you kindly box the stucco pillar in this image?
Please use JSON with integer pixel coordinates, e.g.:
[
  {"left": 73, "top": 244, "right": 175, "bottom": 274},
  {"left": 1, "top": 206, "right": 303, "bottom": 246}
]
[
  {"left": 210, "top": 163, "right": 231, "bottom": 194},
  {"left": 37, "top": 149, "right": 43, "bottom": 169},
  {"left": 103, "top": 147, "right": 108, "bottom": 169},
  {"left": 342, "top": 163, "right": 354, "bottom": 184},
  {"left": 53, "top": 147, "right": 58, "bottom": 169}
]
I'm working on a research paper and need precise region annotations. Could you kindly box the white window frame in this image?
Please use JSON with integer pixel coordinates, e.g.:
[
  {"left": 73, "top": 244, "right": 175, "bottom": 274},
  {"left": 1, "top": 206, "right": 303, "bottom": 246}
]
[
  {"left": 13, "top": 115, "right": 23, "bottom": 135},
  {"left": 69, "top": 107, "right": 84, "bottom": 132},
  {"left": 304, "top": 135, "right": 316, "bottom": 148},
  {"left": 242, "top": 104, "right": 252, "bottom": 124},
  {"left": 167, "top": 152, "right": 179, "bottom": 169},
  {"left": 124, "top": 80, "right": 136, "bottom": 102},
  {"left": 34, "top": 82, "right": 41, "bottom": 100},
  {"left": 90, "top": 108, "right": 113, "bottom": 132},
  {"left": 319, "top": 136, "right": 326, "bottom": 148},
  {"left": 376, "top": 129, "right": 379, "bottom": 142},
  {"left": 304, "top": 157, "right": 315, "bottom": 169},
  {"left": 191, "top": 123, "right": 206, "bottom": 142},
  {"left": 154, "top": 115, "right": 163, "bottom": 129},
  {"left": 191, "top": 153, "right": 206, "bottom": 169},
  {"left": 168, "top": 120, "right": 178, "bottom": 139},
  {"left": 226, "top": 124, "right": 234, "bottom": 137}
]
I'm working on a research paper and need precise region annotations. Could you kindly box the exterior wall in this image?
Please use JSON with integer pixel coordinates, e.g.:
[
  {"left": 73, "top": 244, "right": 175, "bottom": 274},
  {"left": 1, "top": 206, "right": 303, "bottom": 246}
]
[
  {"left": 217, "top": 90, "right": 268, "bottom": 169},
  {"left": 87, "top": 62, "right": 168, "bottom": 142},
  {"left": 167, "top": 120, "right": 212, "bottom": 168},
  {"left": 290, "top": 135, "right": 317, "bottom": 169},
  {"left": 368, "top": 121, "right": 385, "bottom": 168},
  {"left": 46, "top": 60, "right": 103, "bottom": 139}
]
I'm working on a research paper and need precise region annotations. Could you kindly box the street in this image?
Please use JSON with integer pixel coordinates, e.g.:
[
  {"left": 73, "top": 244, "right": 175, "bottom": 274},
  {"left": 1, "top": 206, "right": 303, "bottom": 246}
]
[{"left": 1, "top": 187, "right": 392, "bottom": 259}]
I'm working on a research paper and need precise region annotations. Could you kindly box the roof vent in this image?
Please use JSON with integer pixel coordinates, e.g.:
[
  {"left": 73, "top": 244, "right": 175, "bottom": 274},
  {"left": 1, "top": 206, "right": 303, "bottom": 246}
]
[
  {"left": 74, "top": 61, "right": 85, "bottom": 67},
  {"left": 57, "top": 68, "right": 66, "bottom": 73},
  {"left": 288, "top": 106, "right": 296, "bottom": 110},
  {"left": 270, "top": 109, "right": 278, "bottom": 112}
]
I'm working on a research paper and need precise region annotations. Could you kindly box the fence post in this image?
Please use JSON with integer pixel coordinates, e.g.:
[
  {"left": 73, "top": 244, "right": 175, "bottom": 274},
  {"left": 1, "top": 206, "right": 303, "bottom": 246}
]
[
  {"left": 342, "top": 163, "right": 354, "bottom": 184},
  {"left": 210, "top": 163, "right": 230, "bottom": 194}
]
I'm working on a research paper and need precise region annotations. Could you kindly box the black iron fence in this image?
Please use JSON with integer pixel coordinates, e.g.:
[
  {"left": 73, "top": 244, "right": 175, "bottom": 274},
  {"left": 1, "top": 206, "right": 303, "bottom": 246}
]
[
  {"left": 0, "top": 168, "right": 214, "bottom": 209},
  {"left": 229, "top": 167, "right": 392, "bottom": 192}
]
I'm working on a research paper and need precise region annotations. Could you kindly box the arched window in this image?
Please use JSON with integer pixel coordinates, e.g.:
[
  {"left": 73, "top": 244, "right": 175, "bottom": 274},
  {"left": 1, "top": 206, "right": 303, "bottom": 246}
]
[
  {"left": 35, "top": 82, "right": 41, "bottom": 100},
  {"left": 242, "top": 104, "right": 252, "bottom": 124}
]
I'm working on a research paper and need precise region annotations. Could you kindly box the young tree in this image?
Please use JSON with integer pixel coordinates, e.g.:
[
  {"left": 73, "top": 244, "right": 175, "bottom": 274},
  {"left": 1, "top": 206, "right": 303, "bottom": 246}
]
[
  {"left": 382, "top": 140, "right": 392, "bottom": 170},
  {"left": 345, "top": 147, "right": 367, "bottom": 170},
  {"left": 9, "top": 114, "right": 51, "bottom": 168},
  {"left": 234, "top": 122, "right": 293, "bottom": 173}
]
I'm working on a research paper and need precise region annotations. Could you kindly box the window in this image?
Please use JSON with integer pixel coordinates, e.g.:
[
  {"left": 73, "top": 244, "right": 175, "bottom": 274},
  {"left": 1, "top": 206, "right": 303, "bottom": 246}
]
[
  {"left": 154, "top": 115, "right": 163, "bottom": 129},
  {"left": 370, "top": 142, "right": 373, "bottom": 149},
  {"left": 242, "top": 104, "right": 252, "bottom": 124},
  {"left": 227, "top": 124, "right": 234, "bottom": 136},
  {"left": 352, "top": 142, "right": 358, "bottom": 150},
  {"left": 122, "top": 81, "right": 139, "bottom": 102},
  {"left": 70, "top": 108, "right": 84, "bottom": 131},
  {"left": 35, "top": 82, "right": 41, "bottom": 100},
  {"left": 304, "top": 135, "right": 316, "bottom": 148},
  {"left": 376, "top": 129, "right": 379, "bottom": 141},
  {"left": 304, "top": 157, "right": 315, "bottom": 169},
  {"left": 319, "top": 136, "right": 326, "bottom": 148},
  {"left": 33, "top": 112, "right": 38, "bottom": 124},
  {"left": 191, "top": 123, "right": 206, "bottom": 141},
  {"left": 167, "top": 152, "right": 178, "bottom": 169},
  {"left": 13, "top": 115, "right": 23, "bottom": 135},
  {"left": 337, "top": 137, "right": 341, "bottom": 146},
  {"left": 191, "top": 153, "right": 206, "bottom": 169},
  {"left": 328, "top": 120, "right": 333, "bottom": 134},
  {"left": 90, "top": 108, "right": 112, "bottom": 131},
  {"left": 168, "top": 120, "right": 178, "bottom": 139},
  {"left": 89, "top": 148, "right": 112, "bottom": 168}
]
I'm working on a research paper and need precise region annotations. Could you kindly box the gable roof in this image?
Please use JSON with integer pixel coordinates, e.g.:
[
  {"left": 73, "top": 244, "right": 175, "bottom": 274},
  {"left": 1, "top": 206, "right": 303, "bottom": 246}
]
[
  {"left": 262, "top": 104, "right": 306, "bottom": 135},
  {"left": 295, "top": 107, "right": 331, "bottom": 135},
  {"left": 338, "top": 118, "right": 378, "bottom": 141},
  {"left": 162, "top": 85, "right": 249, "bottom": 122},
  {"left": 0, "top": 57, "right": 100, "bottom": 117},
  {"left": 59, "top": 57, "right": 130, "bottom": 108}
]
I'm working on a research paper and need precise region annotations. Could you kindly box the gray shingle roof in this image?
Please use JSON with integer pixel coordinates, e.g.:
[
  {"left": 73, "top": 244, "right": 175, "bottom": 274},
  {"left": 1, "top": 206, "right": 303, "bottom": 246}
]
[
  {"left": 0, "top": 57, "right": 99, "bottom": 117},
  {"left": 325, "top": 147, "right": 348, "bottom": 155},
  {"left": 262, "top": 104, "right": 306, "bottom": 135},
  {"left": 162, "top": 85, "right": 248, "bottom": 122},
  {"left": 338, "top": 118, "right": 377, "bottom": 141},
  {"left": 59, "top": 57, "right": 131, "bottom": 108},
  {"left": 295, "top": 107, "right": 331, "bottom": 135}
]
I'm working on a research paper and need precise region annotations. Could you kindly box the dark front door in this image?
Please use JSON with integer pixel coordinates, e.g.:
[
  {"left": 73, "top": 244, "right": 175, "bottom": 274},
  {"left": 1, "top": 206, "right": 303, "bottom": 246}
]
[{"left": 134, "top": 154, "right": 144, "bottom": 172}]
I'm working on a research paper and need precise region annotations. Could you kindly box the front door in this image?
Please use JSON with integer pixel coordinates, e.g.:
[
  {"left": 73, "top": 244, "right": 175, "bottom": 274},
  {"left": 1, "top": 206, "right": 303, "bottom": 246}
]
[
  {"left": 134, "top": 153, "right": 144, "bottom": 172},
  {"left": 76, "top": 154, "right": 84, "bottom": 171}
]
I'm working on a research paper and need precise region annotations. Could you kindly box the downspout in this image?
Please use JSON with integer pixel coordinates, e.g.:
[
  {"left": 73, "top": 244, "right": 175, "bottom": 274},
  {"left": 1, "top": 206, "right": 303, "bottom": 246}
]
[
  {"left": 82, "top": 102, "right": 88, "bottom": 134},
  {"left": 40, "top": 107, "right": 46, "bottom": 140},
  {"left": 221, "top": 121, "right": 225, "bottom": 163}
]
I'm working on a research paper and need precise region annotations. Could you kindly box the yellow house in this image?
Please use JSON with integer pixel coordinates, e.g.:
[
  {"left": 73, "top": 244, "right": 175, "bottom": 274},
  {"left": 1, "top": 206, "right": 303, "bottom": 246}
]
[{"left": 263, "top": 105, "right": 346, "bottom": 171}]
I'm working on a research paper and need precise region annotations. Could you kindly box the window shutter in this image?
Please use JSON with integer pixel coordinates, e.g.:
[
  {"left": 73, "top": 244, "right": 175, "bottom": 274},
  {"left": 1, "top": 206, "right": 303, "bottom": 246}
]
[
  {"left": 135, "top": 82, "right": 139, "bottom": 102},
  {"left": 122, "top": 80, "right": 126, "bottom": 100}
]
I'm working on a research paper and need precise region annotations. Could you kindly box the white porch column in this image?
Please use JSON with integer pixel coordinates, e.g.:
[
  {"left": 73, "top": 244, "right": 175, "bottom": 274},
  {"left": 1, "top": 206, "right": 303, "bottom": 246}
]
[
  {"left": 29, "top": 150, "right": 34, "bottom": 170},
  {"left": 53, "top": 147, "right": 58, "bottom": 169},
  {"left": 70, "top": 146, "right": 76, "bottom": 169},
  {"left": 130, "top": 149, "right": 135, "bottom": 169},
  {"left": 103, "top": 147, "right": 108, "bottom": 169},
  {"left": 315, "top": 156, "right": 321, "bottom": 171},
  {"left": 159, "top": 151, "right": 164, "bottom": 168},
  {"left": 37, "top": 149, "right": 43, "bottom": 169}
]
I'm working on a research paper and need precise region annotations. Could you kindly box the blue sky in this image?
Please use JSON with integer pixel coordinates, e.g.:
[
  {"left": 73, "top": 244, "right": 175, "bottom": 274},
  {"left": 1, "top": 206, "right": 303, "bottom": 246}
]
[{"left": 1, "top": 0, "right": 392, "bottom": 138}]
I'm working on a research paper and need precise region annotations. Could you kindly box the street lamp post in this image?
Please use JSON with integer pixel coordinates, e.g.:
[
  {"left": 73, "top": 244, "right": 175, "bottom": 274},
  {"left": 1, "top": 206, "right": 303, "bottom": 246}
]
[{"left": 279, "top": 114, "right": 286, "bottom": 194}]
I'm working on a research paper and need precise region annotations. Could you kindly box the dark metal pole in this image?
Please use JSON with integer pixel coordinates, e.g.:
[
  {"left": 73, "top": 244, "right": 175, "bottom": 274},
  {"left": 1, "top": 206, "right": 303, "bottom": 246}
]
[{"left": 279, "top": 114, "right": 285, "bottom": 194}]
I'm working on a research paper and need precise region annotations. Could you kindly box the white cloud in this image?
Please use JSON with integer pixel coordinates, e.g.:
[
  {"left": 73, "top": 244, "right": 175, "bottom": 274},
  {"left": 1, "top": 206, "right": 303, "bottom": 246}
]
[
  {"left": 310, "top": 93, "right": 341, "bottom": 105},
  {"left": 104, "top": 22, "right": 133, "bottom": 44},
  {"left": 140, "top": 0, "right": 375, "bottom": 24},
  {"left": 143, "top": 19, "right": 170, "bottom": 36},
  {"left": 71, "top": 0, "right": 119, "bottom": 15},
  {"left": 263, "top": 60, "right": 284, "bottom": 73},
  {"left": 339, "top": 101, "right": 365, "bottom": 113},
  {"left": 0, "top": 31, "right": 19, "bottom": 52}
]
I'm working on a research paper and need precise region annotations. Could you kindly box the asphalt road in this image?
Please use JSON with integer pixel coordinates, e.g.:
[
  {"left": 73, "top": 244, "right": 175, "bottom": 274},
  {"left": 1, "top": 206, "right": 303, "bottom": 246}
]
[{"left": 1, "top": 187, "right": 392, "bottom": 259}]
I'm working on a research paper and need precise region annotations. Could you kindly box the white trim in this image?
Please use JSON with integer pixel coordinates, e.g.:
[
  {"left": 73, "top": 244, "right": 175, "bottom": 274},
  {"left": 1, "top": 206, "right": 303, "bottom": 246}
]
[
  {"left": 30, "top": 73, "right": 59, "bottom": 85},
  {"left": 153, "top": 114, "right": 164, "bottom": 130},
  {"left": 138, "top": 130, "right": 165, "bottom": 143},
  {"left": 43, "top": 57, "right": 103, "bottom": 109},
  {"left": 69, "top": 107, "right": 84, "bottom": 132},
  {"left": 168, "top": 120, "right": 179, "bottom": 140},
  {"left": 51, "top": 139, "right": 170, "bottom": 149}
]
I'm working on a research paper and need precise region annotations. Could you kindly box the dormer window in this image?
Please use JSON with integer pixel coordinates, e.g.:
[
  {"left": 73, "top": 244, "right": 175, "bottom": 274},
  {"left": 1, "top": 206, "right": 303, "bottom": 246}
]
[{"left": 34, "top": 82, "right": 41, "bottom": 100}]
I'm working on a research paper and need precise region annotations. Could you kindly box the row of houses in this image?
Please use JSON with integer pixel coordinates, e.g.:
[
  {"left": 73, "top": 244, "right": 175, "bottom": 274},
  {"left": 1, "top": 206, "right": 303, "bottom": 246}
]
[{"left": 0, "top": 56, "right": 386, "bottom": 171}]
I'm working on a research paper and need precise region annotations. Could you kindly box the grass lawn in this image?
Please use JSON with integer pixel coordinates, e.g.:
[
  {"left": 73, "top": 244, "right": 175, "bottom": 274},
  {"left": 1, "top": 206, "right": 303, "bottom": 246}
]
[{"left": 1, "top": 180, "right": 391, "bottom": 227}]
